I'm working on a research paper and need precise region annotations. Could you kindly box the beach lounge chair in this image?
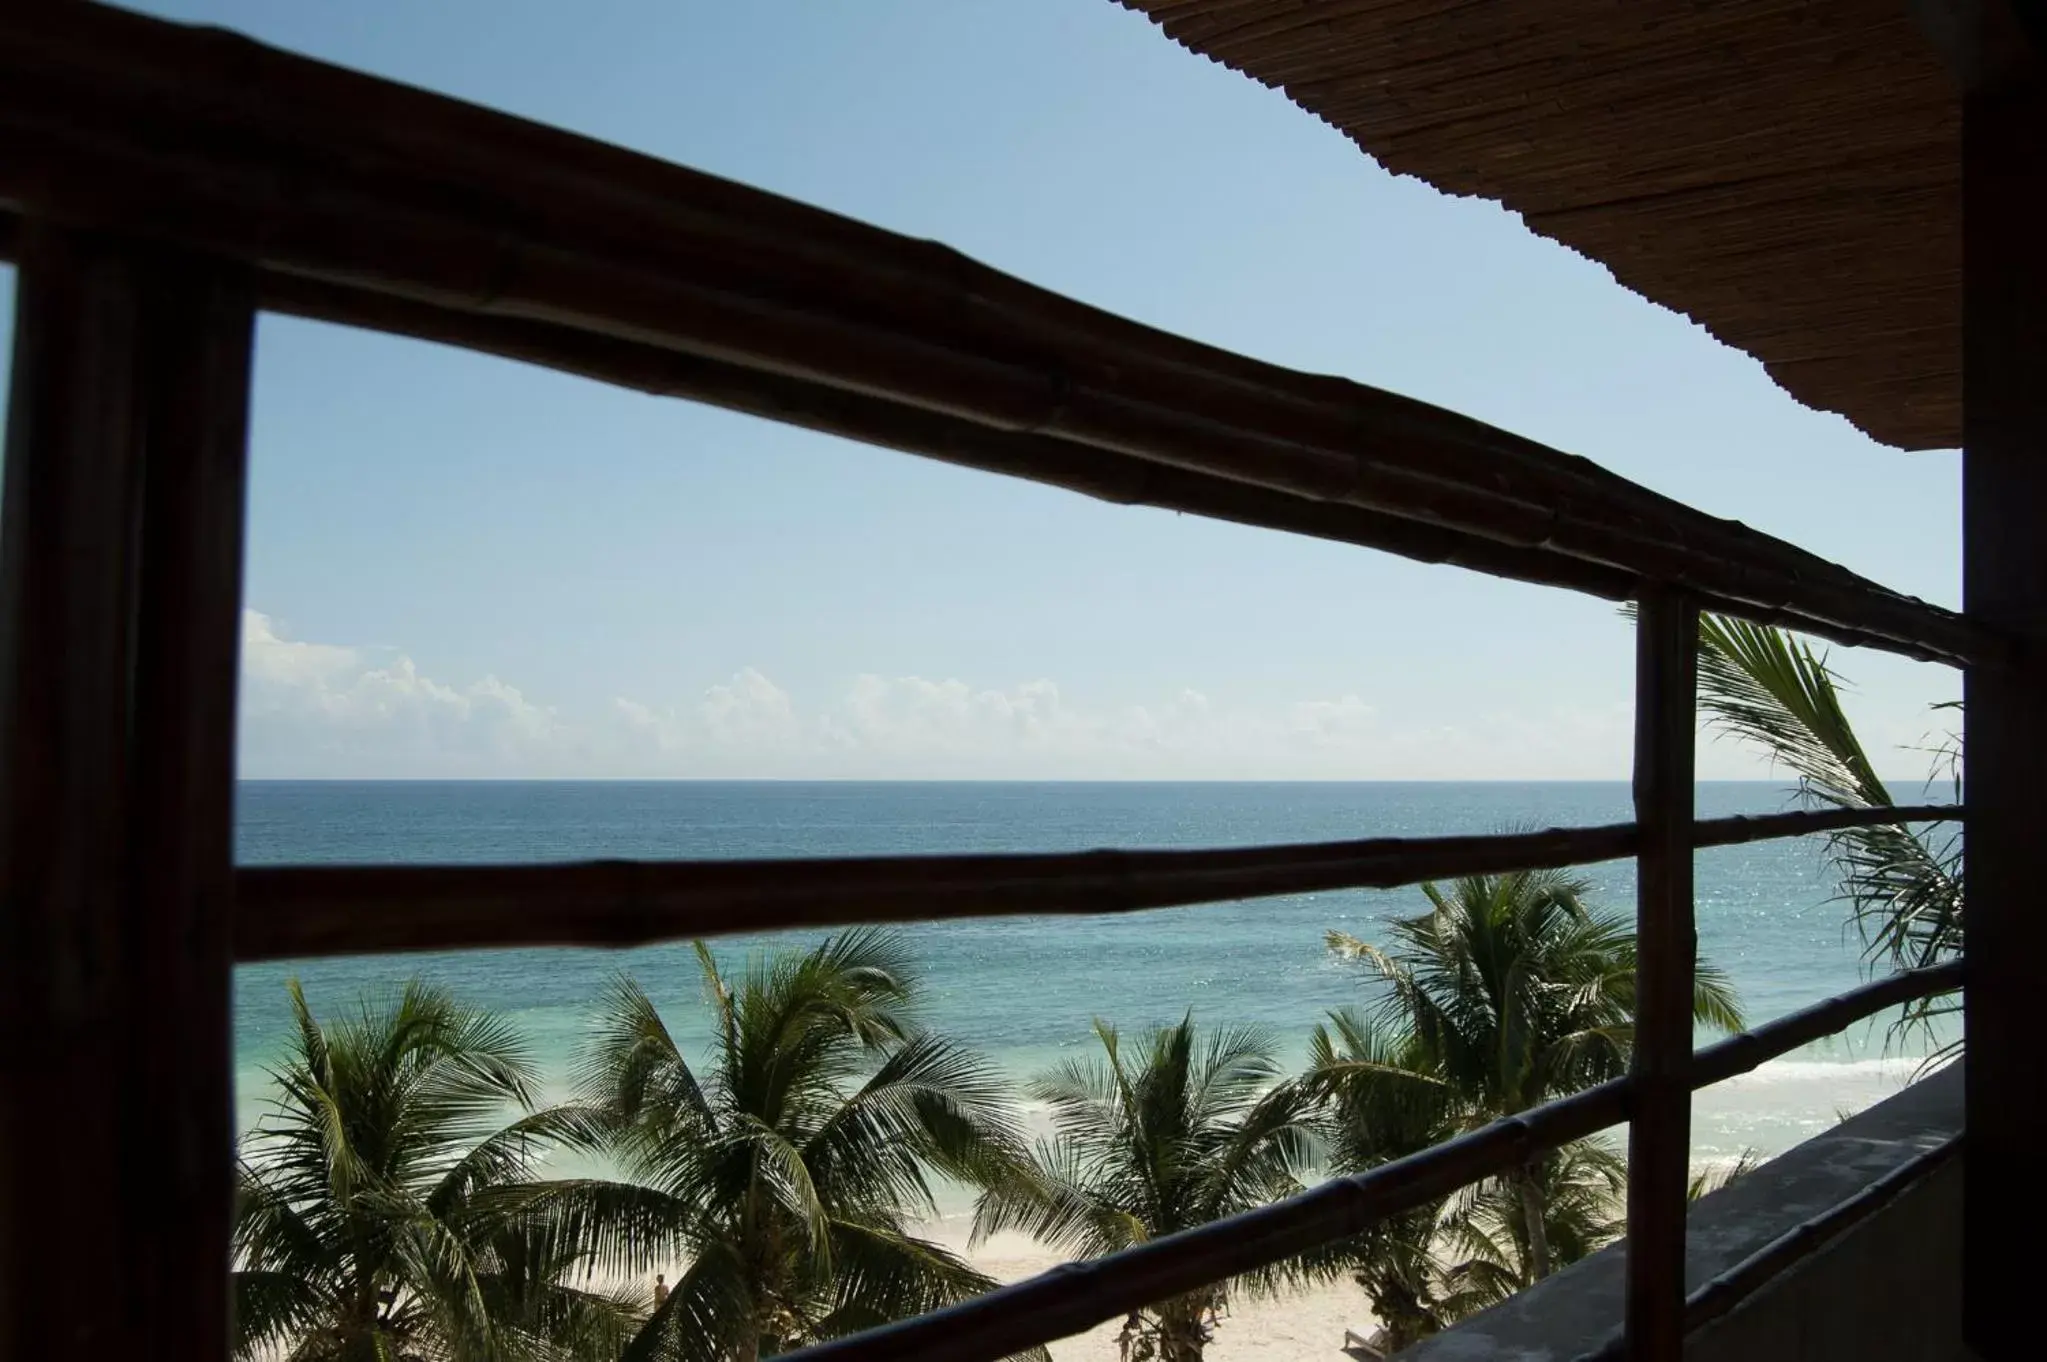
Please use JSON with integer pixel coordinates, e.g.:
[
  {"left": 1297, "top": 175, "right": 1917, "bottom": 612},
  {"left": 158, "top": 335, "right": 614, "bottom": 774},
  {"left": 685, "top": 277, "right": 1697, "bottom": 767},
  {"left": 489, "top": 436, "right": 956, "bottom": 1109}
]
[{"left": 1342, "top": 1326, "right": 1389, "bottom": 1360}]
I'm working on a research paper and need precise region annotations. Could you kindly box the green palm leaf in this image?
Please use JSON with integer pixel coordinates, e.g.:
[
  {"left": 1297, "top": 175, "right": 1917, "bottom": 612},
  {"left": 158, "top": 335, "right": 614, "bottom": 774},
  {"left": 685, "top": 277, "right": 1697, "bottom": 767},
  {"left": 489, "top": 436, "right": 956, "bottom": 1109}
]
[
  {"left": 1324, "top": 867, "right": 1743, "bottom": 1317},
  {"left": 233, "top": 978, "right": 633, "bottom": 1361},
  {"left": 1690, "top": 611, "right": 1963, "bottom": 1038},
  {"left": 537, "top": 929, "right": 1026, "bottom": 1362},
  {"left": 973, "top": 1015, "right": 1316, "bottom": 1361}
]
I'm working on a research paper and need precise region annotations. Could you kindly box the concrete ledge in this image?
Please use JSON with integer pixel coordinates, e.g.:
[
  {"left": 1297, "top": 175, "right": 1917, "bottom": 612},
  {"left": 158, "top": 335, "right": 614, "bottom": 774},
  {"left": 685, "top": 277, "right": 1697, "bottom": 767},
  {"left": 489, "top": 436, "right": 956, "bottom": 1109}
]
[{"left": 1399, "top": 1064, "right": 1964, "bottom": 1362}]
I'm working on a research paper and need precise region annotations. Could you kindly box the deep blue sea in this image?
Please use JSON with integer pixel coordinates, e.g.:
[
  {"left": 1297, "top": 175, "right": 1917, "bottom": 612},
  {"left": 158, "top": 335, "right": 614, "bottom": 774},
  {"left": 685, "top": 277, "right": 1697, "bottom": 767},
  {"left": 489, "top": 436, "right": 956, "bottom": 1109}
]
[{"left": 233, "top": 781, "right": 1951, "bottom": 1174}]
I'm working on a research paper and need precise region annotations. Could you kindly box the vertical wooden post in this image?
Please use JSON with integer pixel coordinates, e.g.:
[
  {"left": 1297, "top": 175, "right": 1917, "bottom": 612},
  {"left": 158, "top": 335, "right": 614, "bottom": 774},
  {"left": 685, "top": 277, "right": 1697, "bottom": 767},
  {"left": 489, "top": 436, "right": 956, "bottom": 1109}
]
[
  {"left": 0, "top": 223, "right": 253, "bottom": 1359},
  {"left": 127, "top": 247, "right": 257, "bottom": 1358},
  {"left": 1625, "top": 588, "right": 1697, "bottom": 1362},
  {"left": 1961, "top": 50, "right": 2047, "bottom": 1362}
]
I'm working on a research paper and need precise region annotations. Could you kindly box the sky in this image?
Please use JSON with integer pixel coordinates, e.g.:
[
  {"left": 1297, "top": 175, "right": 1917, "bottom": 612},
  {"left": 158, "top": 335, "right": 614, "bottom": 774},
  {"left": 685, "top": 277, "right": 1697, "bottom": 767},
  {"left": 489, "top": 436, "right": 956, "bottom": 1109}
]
[{"left": 3, "top": 1, "right": 1964, "bottom": 781}]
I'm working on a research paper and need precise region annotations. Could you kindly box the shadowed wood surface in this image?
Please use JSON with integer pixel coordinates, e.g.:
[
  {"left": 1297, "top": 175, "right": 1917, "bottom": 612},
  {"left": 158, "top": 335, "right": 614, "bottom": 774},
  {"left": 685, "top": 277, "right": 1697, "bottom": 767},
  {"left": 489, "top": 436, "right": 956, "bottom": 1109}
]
[
  {"left": 0, "top": 223, "right": 152, "bottom": 1362},
  {"left": 1960, "top": 51, "right": 2047, "bottom": 1362},
  {"left": 1626, "top": 591, "right": 1700, "bottom": 1362},
  {"left": 0, "top": 226, "right": 254, "bottom": 1362},
  {"left": 1120, "top": 0, "right": 1960, "bottom": 452}
]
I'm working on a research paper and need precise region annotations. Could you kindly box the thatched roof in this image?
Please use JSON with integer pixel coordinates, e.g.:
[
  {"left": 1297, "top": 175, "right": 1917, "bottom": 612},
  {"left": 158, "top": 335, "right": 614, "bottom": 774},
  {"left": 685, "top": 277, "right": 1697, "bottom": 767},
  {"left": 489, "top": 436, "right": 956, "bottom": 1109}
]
[{"left": 1120, "top": 1, "right": 1960, "bottom": 451}]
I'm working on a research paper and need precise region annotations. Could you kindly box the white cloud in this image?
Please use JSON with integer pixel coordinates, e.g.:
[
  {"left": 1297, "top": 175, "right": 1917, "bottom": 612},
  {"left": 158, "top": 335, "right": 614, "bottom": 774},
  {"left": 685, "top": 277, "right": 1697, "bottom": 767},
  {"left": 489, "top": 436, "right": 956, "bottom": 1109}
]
[
  {"left": 702, "top": 667, "right": 800, "bottom": 749},
  {"left": 237, "top": 609, "right": 1918, "bottom": 781},
  {"left": 820, "top": 675, "right": 1091, "bottom": 762},
  {"left": 242, "top": 610, "right": 359, "bottom": 690},
  {"left": 240, "top": 611, "right": 568, "bottom": 777}
]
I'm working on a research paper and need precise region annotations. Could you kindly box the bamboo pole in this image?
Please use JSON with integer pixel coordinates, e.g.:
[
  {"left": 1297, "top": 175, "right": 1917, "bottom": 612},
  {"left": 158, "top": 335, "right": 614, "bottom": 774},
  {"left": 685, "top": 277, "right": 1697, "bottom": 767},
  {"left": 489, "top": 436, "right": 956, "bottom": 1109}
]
[
  {"left": 1625, "top": 588, "right": 1699, "bottom": 1362},
  {"left": 248, "top": 273, "right": 1963, "bottom": 659},
  {"left": 1688, "top": 959, "right": 1962, "bottom": 1089},
  {"left": 123, "top": 250, "right": 255, "bottom": 1362},
  {"left": 1960, "top": 49, "right": 2047, "bottom": 1362},
  {"left": 779, "top": 962, "right": 1964, "bottom": 1362},
  {"left": 0, "top": 227, "right": 1959, "bottom": 660},
  {"left": 0, "top": 226, "right": 254, "bottom": 1362},
  {"left": 253, "top": 272, "right": 1643, "bottom": 604},
  {"left": 0, "top": 7, "right": 1985, "bottom": 663},
  {"left": 230, "top": 805, "right": 1960, "bottom": 962},
  {"left": 233, "top": 823, "right": 1645, "bottom": 961},
  {"left": 0, "top": 221, "right": 150, "bottom": 1362},
  {"left": 1689, "top": 803, "right": 1963, "bottom": 848}
]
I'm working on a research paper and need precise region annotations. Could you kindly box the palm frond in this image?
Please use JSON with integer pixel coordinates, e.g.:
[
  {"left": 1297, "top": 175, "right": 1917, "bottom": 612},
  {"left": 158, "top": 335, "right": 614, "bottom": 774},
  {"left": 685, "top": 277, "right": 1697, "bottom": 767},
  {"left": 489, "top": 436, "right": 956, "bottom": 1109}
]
[
  {"left": 550, "top": 929, "right": 1030, "bottom": 1356},
  {"left": 236, "top": 978, "right": 625, "bottom": 1361},
  {"left": 620, "top": 1242, "right": 754, "bottom": 1362},
  {"left": 1688, "top": 610, "right": 1965, "bottom": 1014},
  {"left": 1688, "top": 1149, "right": 1765, "bottom": 1202},
  {"left": 814, "top": 1220, "right": 1032, "bottom": 1354}
]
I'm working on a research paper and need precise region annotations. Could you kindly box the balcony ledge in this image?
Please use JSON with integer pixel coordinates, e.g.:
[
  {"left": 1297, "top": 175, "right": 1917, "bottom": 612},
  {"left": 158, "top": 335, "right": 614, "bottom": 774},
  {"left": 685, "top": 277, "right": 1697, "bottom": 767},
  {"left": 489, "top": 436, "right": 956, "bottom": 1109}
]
[{"left": 1399, "top": 1062, "right": 1965, "bottom": 1362}]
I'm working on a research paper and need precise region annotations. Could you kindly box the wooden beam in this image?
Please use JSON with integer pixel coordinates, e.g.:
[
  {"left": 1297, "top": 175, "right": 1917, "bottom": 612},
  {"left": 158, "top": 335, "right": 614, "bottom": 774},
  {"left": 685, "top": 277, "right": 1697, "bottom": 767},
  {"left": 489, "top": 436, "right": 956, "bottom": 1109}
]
[
  {"left": 231, "top": 805, "right": 1960, "bottom": 963},
  {"left": 1961, "top": 49, "right": 2047, "bottom": 1362},
  {"left": 235, "top": 822, "right": 1645, "bottom": 960},
  {"left": 0, "top": 222, "right": 153, "bottom": 1362},
  {"left": 1688, "top": 803, "right": 1961, "bottom": 849},
  {"left": 1624, "top": 588, "right": 1699, "bottom": 1362},
  {"left": 124, "top": 253, "right": 255, "bottom": 1358},
  {"left": 1688, "top": 960, "right": 1963, "bottom": 1088},
  {"left": 0, "top": 223, "right": 252, "bottom": 1360},
  {"left": 0, "top": 5, "right": 1983, "bottom": 663},
  {"left": 250, "top": 273, "right": 1961, "bottom": 661}
]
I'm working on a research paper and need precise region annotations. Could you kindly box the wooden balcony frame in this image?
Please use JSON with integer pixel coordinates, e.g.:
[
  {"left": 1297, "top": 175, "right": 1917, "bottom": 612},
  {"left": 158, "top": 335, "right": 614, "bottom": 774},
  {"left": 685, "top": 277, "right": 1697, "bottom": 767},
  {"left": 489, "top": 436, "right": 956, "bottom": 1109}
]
[{"left": 0, "top": 6, "right": 2020, "bottom": 1362}]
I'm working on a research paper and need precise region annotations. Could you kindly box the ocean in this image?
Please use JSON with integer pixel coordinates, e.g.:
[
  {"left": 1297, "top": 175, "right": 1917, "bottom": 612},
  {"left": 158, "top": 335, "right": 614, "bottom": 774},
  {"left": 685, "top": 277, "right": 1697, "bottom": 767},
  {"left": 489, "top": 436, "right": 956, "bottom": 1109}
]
[{"left": 234, "top": 780, "right": 1953, "bottom": 1180}]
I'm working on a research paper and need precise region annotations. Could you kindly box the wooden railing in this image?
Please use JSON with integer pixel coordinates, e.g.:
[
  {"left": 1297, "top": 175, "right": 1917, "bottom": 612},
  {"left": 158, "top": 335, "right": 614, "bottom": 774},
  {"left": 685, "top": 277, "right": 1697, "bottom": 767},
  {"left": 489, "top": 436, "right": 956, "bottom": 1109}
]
[
  {"left": 231, "top": 803, "right": 1962, "bottom": 960},
  {"left": 0, "top": 6, "right": 1982, "bottom": 667},
  {"left": 0, "top": 6, "right": 1975, "bottom": 1362}
]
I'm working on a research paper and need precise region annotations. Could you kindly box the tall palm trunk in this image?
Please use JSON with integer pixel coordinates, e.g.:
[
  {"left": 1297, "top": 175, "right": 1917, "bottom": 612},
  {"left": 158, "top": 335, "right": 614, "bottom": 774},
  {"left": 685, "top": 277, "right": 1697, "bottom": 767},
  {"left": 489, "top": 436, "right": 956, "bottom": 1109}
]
[
  {"left": 1516, "top": 1164, "right": 1552, "bottom": 1283},
  {"left": 1156, "top": 1298, "right": 1210, "bottom": 1362}
]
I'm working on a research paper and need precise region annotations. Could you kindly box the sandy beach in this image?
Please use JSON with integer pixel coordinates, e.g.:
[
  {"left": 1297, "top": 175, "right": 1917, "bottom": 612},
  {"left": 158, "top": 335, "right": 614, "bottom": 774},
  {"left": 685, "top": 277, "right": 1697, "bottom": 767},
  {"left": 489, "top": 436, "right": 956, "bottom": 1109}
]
[{"left": 938, "top": 1226, "right": 1373, "bottom": 1362}]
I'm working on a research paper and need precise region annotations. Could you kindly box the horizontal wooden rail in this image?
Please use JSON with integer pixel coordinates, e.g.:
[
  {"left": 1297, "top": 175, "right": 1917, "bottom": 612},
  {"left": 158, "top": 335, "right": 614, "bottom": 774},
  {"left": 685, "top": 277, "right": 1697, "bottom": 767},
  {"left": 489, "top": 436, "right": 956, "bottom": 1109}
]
[
  {"left": 231, "top": 805, "right": 1960, "bottom": 962},
  {"left": 1690, "top": 959, "right": 1964, "bottom": 1089},
  {"left": 0, "top": 6, "right": 1984, "bottom": 664},
  {"left": 232, "top": 823, "right": 1644, "bottom": 960},
  {"left": 1690, "top": 803, "right": 1963, "bottom": 849},
  {"left": 257, "top": 273, "right": 1645, "bottom": 606},
  {"left": 782, "top": 963, "right": 1964, "bottom": 1362},
  {"left": 1575, "top": 1133, "right": 1964, "bottom": 1362},
  {"left": 244, "top": 277, "right": 1968, "bottom": 659}
]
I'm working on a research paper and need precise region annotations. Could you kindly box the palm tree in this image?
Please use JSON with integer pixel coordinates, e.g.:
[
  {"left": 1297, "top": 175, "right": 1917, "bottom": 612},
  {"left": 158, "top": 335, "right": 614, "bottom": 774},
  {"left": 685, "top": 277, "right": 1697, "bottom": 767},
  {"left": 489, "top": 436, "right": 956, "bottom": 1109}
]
[
  {"left": 515, "top": 929, "right": 1032, "bottom": 1362},
  {"left": 972, "top": 1016, "right": 1317, "bottom": 1362},
  {"left": 1691, "top": 612, "right": 1963, "bottom": 1041},
  {"left": 1297, "top": 1009, "right": 1461, "bottom": 1350},
  {"left": 232, "top": 979, "right": 639, "bottom": 1361},
  {"left": 1299, "top": 1012, "right": 1628, "bottom": 1343},
  {"left": 1440, "top": 1138, "right": 1627, "bottom": 1310},
  {"left": 1329, "top": 869, "right": 1743, "bottom": 1284}
]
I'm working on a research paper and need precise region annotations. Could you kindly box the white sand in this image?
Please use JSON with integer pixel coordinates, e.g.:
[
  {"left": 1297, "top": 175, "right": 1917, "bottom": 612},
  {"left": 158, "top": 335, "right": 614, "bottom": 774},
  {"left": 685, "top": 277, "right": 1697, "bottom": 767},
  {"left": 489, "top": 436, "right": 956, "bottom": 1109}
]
[{"left": 940, "top": 1227, "right": 1376, "bottom": 1362}]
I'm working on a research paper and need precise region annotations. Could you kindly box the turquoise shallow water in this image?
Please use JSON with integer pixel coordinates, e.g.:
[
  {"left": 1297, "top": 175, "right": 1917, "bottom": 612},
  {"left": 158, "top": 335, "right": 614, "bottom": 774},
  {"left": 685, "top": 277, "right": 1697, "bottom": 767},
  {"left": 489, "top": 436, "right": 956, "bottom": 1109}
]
[{"left": 233, "top": 780, "right": 1955, "bottom": 1173}]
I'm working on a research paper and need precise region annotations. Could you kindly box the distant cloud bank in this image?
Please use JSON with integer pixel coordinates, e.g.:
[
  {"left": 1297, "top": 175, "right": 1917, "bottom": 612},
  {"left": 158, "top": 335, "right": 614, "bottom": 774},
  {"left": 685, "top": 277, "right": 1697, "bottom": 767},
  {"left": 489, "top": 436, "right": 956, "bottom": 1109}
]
[{"left": 239, "top": 609, "right": 1808, "bottom": 781}]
